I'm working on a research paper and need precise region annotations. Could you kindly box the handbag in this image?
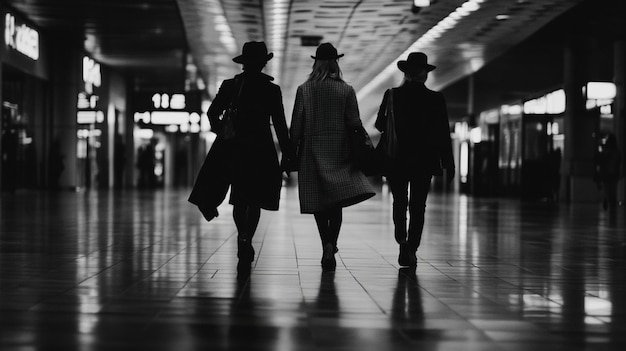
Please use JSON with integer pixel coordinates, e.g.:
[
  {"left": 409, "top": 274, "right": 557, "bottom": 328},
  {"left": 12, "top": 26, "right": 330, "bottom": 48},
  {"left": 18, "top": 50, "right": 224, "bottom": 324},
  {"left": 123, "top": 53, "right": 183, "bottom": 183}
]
[
  {"left": 373, "top": 88, "right": 398, "bottom": 174},
  {"left": 219, "top": 78, "right": 245, "bottom": 140},
  {"left": 348, "top": 125, "right": 378, "bottom": 175}
]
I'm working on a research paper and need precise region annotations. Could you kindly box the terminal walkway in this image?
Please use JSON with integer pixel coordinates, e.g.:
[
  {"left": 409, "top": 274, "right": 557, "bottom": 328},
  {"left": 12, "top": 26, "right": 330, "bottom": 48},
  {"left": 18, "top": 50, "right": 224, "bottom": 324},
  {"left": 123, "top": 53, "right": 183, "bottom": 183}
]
[{"left": 0, "top": 185, "right": 625, "bottom": 350}]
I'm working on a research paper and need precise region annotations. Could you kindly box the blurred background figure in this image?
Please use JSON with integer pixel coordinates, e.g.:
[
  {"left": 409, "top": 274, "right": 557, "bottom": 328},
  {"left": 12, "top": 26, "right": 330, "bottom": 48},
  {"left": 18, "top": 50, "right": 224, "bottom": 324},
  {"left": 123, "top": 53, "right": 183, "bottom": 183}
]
[{"left": 594, "top": 133, "right": 621, "bottom": 210}]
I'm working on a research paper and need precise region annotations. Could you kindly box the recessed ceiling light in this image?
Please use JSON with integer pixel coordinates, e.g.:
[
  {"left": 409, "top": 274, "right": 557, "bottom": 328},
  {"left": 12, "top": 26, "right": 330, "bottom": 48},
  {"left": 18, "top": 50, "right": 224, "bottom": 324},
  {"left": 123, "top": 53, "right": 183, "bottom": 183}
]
[{"left": 496, "top": 14, "right": 510, "bottom": 20}]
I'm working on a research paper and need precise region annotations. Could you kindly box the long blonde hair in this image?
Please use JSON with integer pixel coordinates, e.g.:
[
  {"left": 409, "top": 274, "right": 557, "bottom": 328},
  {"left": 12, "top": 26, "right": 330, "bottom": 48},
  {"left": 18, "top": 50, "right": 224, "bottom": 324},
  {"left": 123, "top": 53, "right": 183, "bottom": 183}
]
[{"left": 307, "top": 59, "right": 343, "bottom": 82}]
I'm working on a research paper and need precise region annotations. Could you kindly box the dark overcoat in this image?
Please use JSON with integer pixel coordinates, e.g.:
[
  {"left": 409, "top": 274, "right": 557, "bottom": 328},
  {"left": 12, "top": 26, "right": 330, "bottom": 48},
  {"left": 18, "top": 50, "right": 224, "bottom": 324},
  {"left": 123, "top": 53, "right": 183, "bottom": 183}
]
[
  {"left": 189, "top": 71, "right": 293, "bottom": 211},
  {"left": 290, "top": 79, "right": 375, "bottom": 214},
  {"left": 375, "top": 82, "right": 454, "bottom": 177}
]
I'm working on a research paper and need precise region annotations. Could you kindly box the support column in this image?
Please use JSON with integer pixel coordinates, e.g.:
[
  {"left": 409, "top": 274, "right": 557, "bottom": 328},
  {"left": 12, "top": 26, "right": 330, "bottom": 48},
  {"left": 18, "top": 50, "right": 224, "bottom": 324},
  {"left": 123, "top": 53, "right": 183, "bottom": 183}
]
[
  {"left": 50, "top": 34, "right": 81, "bottom": 190},
  {"left": 615, "top": 39, "right": 625, "bottom": 204},
  {"left": 563, "top": 39, "right": 596, "bottom": 202}
]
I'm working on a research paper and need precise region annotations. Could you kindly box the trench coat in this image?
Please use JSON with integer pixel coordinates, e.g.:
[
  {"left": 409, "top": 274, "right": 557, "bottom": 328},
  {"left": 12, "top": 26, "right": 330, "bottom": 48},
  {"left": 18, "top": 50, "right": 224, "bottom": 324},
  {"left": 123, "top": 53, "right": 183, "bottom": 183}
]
[
  {"left": 375, "top": 82, "right": 454, "bottom": 177},
  {"left": 290, "top": 78, "right": 375, "bottom": 214},
  {"left": 189, "top": 71, "right": 293, "bottom": 212}
]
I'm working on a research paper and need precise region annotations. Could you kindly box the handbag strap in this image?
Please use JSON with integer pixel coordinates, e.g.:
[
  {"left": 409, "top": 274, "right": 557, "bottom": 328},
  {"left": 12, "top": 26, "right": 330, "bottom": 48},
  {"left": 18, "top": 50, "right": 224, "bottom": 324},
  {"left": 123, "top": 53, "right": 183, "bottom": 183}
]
[
  {"left": 384, "top": 88, "right": 398, "bottom": 157},
  {"left": 229, "top": 77, "right": 245, "bottom": 109}
]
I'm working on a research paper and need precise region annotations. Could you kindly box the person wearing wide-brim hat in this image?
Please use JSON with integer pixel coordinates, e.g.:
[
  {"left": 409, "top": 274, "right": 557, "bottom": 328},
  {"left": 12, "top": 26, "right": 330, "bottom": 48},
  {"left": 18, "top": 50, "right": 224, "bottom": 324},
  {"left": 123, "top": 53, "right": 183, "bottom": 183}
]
[
  {"left": 189, "top": 41, "right": 295, "bottom": 272},
  {"left": 374, "top": 51, "right": 455, "bottom": 268},
  {"left": 290, "top": 42, "right": 375, "bottom": 271}
]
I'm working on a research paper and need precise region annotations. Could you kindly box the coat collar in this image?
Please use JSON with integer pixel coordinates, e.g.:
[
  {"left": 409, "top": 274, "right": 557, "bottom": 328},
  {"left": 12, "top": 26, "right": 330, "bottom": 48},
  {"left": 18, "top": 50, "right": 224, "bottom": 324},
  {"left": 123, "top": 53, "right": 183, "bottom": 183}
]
[{"left": 236, "top": 71, "right": 275, "bottom": 81}]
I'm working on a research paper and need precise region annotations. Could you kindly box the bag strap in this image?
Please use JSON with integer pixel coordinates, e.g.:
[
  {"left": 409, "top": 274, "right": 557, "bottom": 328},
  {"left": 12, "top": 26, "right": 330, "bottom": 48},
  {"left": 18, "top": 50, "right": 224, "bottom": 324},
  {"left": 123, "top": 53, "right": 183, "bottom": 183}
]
[
  {"left": 385, "top": 88, "right": 398, "bottom": 157},
  {"left": 229, "top": 77, "right": 245, "bottom": 109}
]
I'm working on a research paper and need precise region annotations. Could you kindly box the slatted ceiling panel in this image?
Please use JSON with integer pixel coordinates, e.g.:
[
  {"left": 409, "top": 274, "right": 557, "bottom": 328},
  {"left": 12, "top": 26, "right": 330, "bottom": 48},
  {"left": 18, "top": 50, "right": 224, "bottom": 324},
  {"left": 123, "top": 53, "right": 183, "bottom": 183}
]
[{"left": 6, "top": 0, "right": 589, "bottom": 118}]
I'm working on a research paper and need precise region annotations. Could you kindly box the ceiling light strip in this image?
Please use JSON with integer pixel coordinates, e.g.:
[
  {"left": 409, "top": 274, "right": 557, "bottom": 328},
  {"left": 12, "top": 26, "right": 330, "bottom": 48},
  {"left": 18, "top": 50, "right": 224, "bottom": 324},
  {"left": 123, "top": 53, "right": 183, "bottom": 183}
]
[
  {"left": 267, "top": 0, "right": 289, "bottom": 82},
  {"left": 357, "top": 0, "right": 485, "bottom": 100},
  {"left": 205, "top": 0, "right": 237, "bottom": 54}
]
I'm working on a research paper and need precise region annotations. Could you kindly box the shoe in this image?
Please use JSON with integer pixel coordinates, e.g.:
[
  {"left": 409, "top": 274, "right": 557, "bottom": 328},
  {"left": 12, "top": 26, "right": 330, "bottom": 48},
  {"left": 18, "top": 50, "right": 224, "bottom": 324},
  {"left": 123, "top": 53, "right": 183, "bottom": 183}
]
[
  {"left": 238, "top": 236, "right": 255, "bottom": 263},
  {"left": 398, "top": 243, "right": 417, "bottom": 267},
  {"left": 199, "top": 206, "right": 219, "bottom": 222},
  {"left": 321, "top": 243, "right": 336, "bottom": 271}
]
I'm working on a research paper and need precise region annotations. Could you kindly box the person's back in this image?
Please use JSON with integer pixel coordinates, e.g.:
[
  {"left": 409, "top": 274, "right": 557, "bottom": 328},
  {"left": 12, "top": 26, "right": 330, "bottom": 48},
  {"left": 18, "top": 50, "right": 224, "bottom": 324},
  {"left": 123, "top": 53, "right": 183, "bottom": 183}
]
[{"left": 298, "top": 79, "right": 355, "bottom": 135}]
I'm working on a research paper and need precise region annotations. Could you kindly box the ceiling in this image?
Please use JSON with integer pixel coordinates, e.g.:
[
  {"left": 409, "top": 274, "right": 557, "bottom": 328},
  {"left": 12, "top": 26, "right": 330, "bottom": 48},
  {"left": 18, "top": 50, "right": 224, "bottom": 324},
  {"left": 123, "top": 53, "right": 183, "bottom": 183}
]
[
  {"left": 4, "top": 0, "right": 605, "bottom": 127},
  {"left": 3, "top": 0, "right": 188, "bottom": 92}
]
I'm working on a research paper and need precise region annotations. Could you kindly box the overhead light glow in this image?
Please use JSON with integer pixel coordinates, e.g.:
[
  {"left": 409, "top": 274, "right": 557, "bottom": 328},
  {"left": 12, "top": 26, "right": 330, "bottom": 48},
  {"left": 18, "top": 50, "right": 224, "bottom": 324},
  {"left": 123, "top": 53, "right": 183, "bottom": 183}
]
[
  {"left": 205, "top": 0, "right": 237, "bottom": 54},
  {"left": 414, "top": 0, "right": 431, "bottom": 6},
  {"left": 266, "top": 0, "right": 289, "bottom": 82},
  {"left": 358, "top": 0, "right": 486, "bottom": 100}
]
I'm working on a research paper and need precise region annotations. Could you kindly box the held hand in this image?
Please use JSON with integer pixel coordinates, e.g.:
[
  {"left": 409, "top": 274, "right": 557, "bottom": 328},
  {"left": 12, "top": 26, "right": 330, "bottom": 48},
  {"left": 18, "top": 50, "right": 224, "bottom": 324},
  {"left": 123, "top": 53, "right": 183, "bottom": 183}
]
[{"left": 446, "top": 168, "right": 455, "bottom": 184}]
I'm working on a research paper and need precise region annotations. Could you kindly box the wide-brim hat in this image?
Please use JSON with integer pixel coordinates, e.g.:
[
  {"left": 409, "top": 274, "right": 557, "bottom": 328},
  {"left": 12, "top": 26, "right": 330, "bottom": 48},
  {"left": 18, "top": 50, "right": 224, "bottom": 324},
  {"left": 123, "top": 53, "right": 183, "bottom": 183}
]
[
  {"left": 397, "top": 52, "right": 436, "bottom": 72},
  {"left": 233, "top": 41, "right": 274, "bottom": 64},
  {"left": 311, "top": 43, "right": 344, "bottom": 60}
]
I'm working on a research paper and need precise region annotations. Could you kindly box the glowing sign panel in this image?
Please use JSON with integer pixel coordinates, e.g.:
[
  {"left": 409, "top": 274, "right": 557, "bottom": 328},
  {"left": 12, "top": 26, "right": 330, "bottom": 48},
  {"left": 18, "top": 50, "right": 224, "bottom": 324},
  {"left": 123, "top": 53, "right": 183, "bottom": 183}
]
[{"left": 4, "top": 13, "right": 39, "bottom": 60}]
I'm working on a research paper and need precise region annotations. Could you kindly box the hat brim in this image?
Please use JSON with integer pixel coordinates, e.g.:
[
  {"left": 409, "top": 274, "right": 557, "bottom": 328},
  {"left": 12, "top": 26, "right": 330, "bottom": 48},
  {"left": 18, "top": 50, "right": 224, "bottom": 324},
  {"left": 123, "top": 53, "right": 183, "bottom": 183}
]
[
  {"left": 311, "top": 53, "right": 344, "bottom": 60},
  {"left": 233, "top": 52, "right": 274, "bottom": 64},
  {"left": 397, "top": 61, "right": 436, "bottom": 72}
]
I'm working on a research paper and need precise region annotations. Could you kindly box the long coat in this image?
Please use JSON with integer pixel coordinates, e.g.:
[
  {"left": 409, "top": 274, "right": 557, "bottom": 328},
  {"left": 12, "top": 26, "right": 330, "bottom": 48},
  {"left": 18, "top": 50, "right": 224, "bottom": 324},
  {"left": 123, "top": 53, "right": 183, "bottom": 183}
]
[
  {"left": 189, "top": 71, "right": 293, "bottom": 211},
  {"left": 290, "top": 78, "right": 375, "bottom": 214},
  {"left": 375, "top": 82, "right": 454, "bottom": 177}
]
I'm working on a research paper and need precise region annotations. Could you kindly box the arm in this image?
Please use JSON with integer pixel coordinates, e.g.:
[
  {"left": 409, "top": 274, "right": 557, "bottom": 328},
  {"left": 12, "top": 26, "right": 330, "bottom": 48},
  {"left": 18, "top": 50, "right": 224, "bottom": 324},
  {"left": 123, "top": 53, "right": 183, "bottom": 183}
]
[
  {"left": 290, "top": 86, "right": 305, "bottom": 153},
  {"left": 207, "top": 80, "right": 232, "bottom": 133},
  {"left": 437, "top": 93, "right": 455, "bottom": 180},
  {"left": 345, "top": 86, "right": 362, "bottom": 128},
  {"left": 270, "top": 85, "right": 295, "bottom": 158}
]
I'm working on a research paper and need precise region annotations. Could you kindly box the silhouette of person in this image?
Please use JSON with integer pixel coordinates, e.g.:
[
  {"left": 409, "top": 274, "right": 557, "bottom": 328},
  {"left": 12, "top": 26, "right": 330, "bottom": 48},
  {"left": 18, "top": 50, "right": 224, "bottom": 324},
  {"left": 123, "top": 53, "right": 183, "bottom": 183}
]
[
  {"left": 290, "top": 42, "right": 375, "bottom": 271},
  {"left": 136, "top": 141, "right": 155, "bottom": 188},
  {"left": 594, "top": 133, "right": 621, "bottom": 210},
  {"left": 189, "top": 41, "right": 295, "bottom": 269},
  {"left": 375, "top": 52, "right": 455, "bottom": 267}
]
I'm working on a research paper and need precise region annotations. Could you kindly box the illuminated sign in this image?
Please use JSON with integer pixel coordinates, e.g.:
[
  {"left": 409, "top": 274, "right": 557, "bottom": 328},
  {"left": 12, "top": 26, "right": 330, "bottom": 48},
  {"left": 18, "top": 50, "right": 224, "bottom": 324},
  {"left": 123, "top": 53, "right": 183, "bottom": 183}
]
[
  {"left": 523, "top": 89, "right": 565, "bottom": 115},
  {"left": 133, "top": 91, "right": 203, "bottom": 132},
  {"left": 83, "top": 57, "right": 101, "bottom": 94},
  {"left": 4, "top": 13, "right": 39, "bottom": 60},
  {"left": 152, "top": 93, "right": 186, "bottom": 110}
]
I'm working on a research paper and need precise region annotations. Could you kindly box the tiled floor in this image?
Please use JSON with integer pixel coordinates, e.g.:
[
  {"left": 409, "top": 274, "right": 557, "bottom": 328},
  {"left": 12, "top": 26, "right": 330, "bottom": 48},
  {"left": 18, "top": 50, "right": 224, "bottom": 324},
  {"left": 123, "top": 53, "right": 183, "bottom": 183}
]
[{"left": 1, "top": 183, "right": 625, "bottom": 350}]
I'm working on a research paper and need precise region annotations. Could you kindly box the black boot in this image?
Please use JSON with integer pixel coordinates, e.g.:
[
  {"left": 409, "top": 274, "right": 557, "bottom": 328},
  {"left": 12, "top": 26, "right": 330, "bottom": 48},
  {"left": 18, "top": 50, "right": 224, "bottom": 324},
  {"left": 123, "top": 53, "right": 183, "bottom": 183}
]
[
  {"left": 321, "top": 243, "right": 336, "bottom": 271},
  {"left": 398, "top": 243, "right": 417, "bottom": 267},
  {"left": 237, "top": 235, "right": 255, "bottom": 263}
]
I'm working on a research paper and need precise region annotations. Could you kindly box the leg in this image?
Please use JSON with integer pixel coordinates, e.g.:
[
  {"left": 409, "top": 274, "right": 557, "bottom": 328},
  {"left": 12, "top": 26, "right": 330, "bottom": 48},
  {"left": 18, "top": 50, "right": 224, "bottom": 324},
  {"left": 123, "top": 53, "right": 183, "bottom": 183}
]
[
  {"left": 233, "top": 204, "right": 247, "bottom": 236},
  {"left": 314, "top": 209, "right": 339, "bottom": 271},
  {"left": 407, "top": 174, "right": 432, "bottom": 253},
  {"left": 388, "top": 176, "right": 409, "bottom": 244},
  {"left": 314, "top": 211, "right": 330, "bottom": 248},
  {"left": 327, "top": 207, "right": 343, "bottom": 251},
  {"left": 233, "top": 203, "right": 260, "bottom": 263},
  {"left": 245, "top": 206, "right": 261, "bottom": 239}
]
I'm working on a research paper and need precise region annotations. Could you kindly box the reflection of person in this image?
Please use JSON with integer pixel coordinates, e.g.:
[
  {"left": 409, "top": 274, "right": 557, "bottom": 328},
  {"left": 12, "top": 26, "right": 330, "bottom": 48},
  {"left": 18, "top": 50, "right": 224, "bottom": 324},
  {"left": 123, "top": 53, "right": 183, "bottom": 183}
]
[
  {"left": 594, "top": 133, "right": 621, "bottom": 210},
  {"left": 189, "top": 41, "right": 295, "bottom": 268},
  {"left": 375, "top": 52, "right": 455, "bottom": 267},
  {"left": 290, "top": 43, "right": 375, "bottom": 271},
  {"left": 547, "top": 147, "right": 561, "bottom": 201},
  {"left": 113, "top": 134, "right": 126, "bottom": 189},
  {"left": 391, "top": 268, "right": 423, "bottom": 325}
]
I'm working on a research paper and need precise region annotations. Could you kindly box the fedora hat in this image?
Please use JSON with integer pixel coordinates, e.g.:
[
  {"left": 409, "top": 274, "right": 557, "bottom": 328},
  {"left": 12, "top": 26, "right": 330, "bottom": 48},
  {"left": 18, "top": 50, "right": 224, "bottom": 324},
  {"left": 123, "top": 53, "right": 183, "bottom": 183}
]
[
  {"left": 397, "top": 52, "right": 436, "bottom": 72},
  {"left": 233, "top": 41, "right": 273, "bottom": 64},
  {"left": 311, "top": 43, "right": 344, "bottom": 60}
]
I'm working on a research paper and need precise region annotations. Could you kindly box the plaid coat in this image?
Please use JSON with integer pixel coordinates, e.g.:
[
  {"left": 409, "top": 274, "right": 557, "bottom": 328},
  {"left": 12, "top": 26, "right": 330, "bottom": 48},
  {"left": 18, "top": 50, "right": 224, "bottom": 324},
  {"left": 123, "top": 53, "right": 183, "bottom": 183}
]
[{"left": 290, "top": 79, "right": 375, "bottom": 213}]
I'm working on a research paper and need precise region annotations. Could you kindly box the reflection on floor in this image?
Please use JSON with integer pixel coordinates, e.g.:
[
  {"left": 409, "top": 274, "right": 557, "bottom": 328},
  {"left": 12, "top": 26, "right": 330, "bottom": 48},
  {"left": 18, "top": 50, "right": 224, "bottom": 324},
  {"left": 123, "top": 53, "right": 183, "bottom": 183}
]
[{"left": 1, "top": 185, "right": 625, "bottom": 350}]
